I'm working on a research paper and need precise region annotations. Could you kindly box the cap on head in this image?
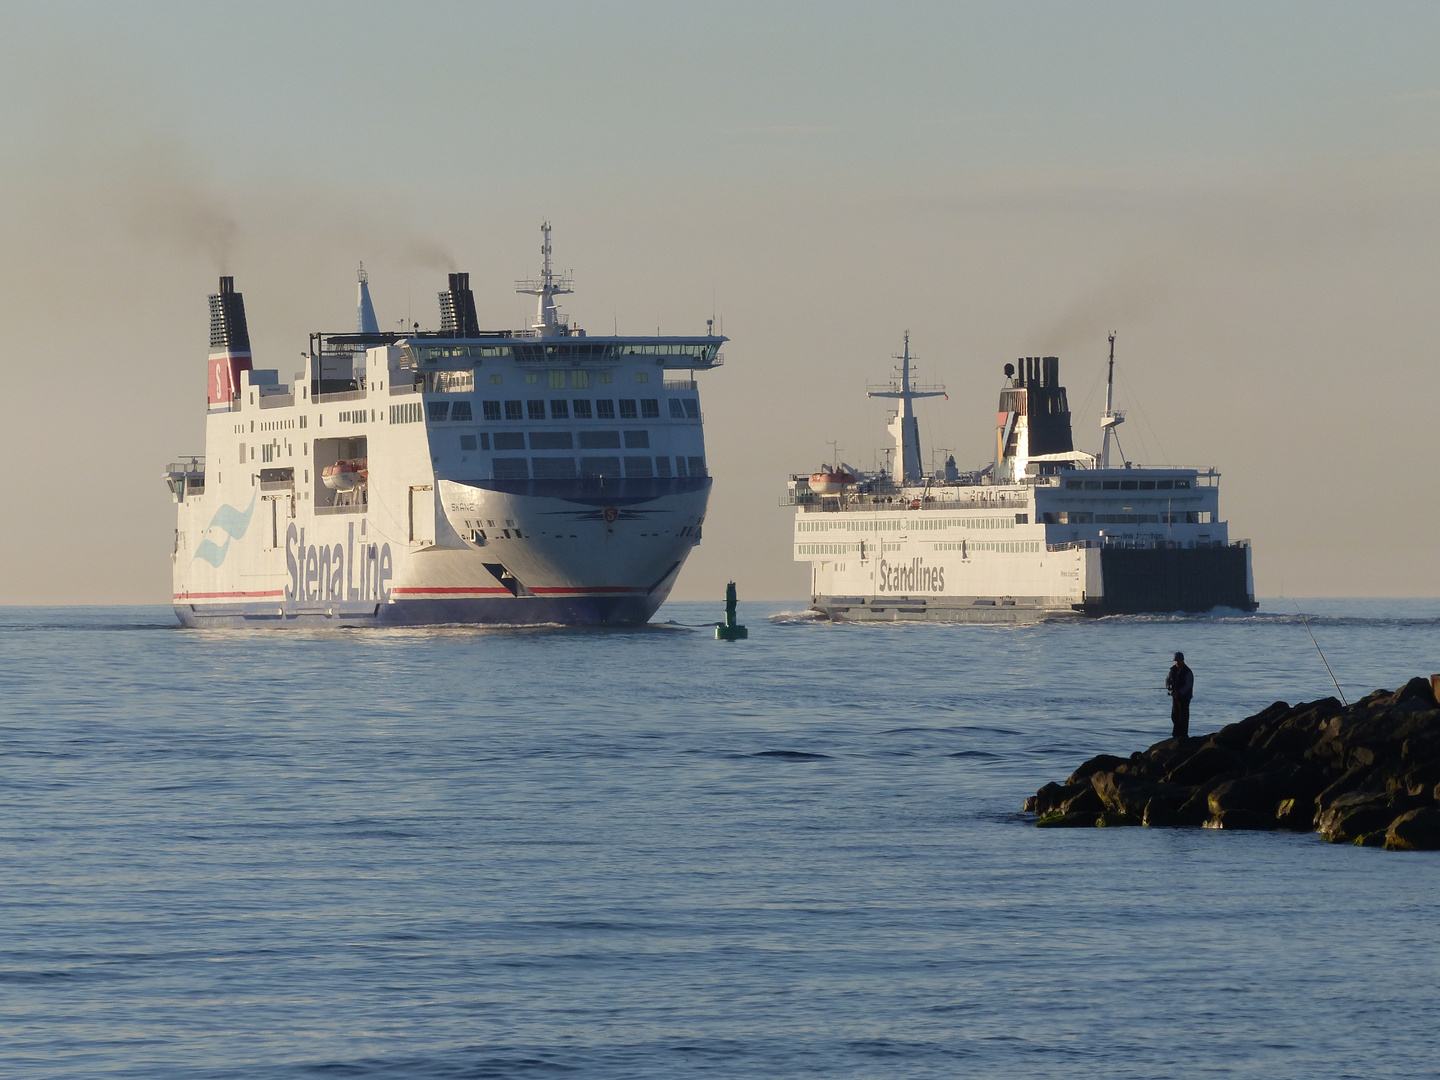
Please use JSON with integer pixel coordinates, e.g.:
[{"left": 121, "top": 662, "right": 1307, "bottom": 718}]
[{"left": 1174, "top": 651, "right": 1185, "bottom": 661}]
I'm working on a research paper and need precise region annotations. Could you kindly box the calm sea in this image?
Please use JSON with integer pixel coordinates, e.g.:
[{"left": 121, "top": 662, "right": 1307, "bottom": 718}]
[{"left": 3, "top": 599, "right": 1440, "bottom": 1078}]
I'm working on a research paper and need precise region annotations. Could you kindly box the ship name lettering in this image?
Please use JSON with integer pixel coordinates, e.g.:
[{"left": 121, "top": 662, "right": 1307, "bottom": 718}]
[
  {"left": 286, "top": 522, "right": 392, "bottom": 603},
  {"left": 876, "top": 557, "right": 944, "bottom": 594}
]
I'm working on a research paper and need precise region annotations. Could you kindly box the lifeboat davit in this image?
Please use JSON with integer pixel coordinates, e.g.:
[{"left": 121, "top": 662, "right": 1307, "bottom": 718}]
[
  {"left": 808, "top": 466, "right": 857, "bottom": 495},
  {"left": 322, "top": 458, "right": 367, "bottom": 492}
]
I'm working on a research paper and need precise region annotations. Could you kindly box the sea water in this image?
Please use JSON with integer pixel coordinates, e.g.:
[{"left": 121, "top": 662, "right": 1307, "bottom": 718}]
[{"left": 2, "top": 600, "right": 1439, "bottom": 1078}]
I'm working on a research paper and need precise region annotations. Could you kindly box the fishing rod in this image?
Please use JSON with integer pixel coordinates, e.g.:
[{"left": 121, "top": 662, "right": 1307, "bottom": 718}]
[{"left": 1295, "top": 600, "right": 1347, "bottom": 705}]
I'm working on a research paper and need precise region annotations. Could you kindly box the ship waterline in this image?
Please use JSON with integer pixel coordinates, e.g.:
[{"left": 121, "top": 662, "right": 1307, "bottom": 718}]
[{"left": 167, "top": 225, "right": 722, "bottom": 628}]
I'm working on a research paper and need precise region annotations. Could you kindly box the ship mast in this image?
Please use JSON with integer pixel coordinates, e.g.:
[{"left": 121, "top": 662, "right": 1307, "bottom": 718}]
[
  {"left": 515, "top": 221, "right": 574, "bottom": 337},
  {"left": 867, "top": 331, "right": 947, "bottom": 484},
  {"left": 1100, "top": 331, "right": 1126, "bottom": 468}
]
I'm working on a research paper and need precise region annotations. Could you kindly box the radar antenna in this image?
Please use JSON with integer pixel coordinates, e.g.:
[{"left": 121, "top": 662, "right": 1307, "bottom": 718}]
[
  {"left": 515, "top": 221, "right": 574, "bottom": 337},
  {"left": 867, "top": 331, "right": 948, "bottom": 484},
  {"left": 1100, "top": 332, "right": 1127, "bottom": 468}
]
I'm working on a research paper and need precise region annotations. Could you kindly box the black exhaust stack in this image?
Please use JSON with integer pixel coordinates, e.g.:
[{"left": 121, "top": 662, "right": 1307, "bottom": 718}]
[
  {"left": 439, "top": 272, "right": 480, "bottom": 337},
  {"left": 208, "top": 276, "right": 251, "bottom": 351}
]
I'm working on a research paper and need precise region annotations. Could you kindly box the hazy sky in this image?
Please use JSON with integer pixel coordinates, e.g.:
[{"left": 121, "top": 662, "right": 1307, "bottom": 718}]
[{"left": 3, "top": 1, "right": 1440, "bottom": 603}]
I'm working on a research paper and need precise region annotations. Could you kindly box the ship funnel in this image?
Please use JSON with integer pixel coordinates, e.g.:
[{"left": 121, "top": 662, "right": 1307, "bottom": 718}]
[
  {"left": 206, "top": 276, "right": 253, "bottom": 405},
  {"left": 209, "top": 276, "right": 251, "bottom": 351},
  {"left": 356, "top": 264, "right": 379, "bottom": 334},
  {"left": 439, "top": 271, "right": 480, "bottom": 337}
]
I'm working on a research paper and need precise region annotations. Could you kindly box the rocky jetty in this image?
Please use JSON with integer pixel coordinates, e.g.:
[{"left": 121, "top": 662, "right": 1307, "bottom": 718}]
[{"left": 1024, "top": 676, "right": 1440, "bottom": 850}]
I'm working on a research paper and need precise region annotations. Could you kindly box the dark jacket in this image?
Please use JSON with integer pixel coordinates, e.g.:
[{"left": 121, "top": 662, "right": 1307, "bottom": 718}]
[{"left": 1166, "top": 662, "right": 1194, "bottom": 700}]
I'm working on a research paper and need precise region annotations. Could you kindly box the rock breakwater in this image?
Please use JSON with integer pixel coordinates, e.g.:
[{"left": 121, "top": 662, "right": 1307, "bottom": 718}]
[{"left": 1024, "top": 675, "right": 1440, "bottom": 850}]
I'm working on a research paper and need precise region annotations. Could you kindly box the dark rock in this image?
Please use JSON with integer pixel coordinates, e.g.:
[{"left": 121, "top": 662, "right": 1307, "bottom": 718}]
[
  {"left": 1204, "top": 809, "right": 1278, "bottom": 830},
  {"left": 1143, "top": 796, "right": 1206, "bottom": 827},
  {"left": 1384, "top": 807, "right": 1440, "bottom": 851},
  {"left": 1275, "top": 797, "right": 1317, "bottom": 831},
  {"left": 1317, "top": 794, "right": 1395, "bottom": 844},
  {"left": 1061, "top": 785, "right": 1105, "bottom": 815},
  {"left": 1095, "top": 811, "right": 1141, "bottom": 827},
  {"left": 1036, "top": 811, "right": 1098, "bottom": 828},
  {"left": 1353, "top": 830, "right": 1388, "bottom": 848},
  {"left": 1207, "top": 774, "right": 1287, "bottom": 817},
  {"left": 1066, "top": 754, "right": 1127, "bottom": 786},
  {"left": 1166, "top": 743, "right": 1247, "bottom": 786},
  {"left": 1396, "top": 676, "right": 1437, "bottom": 708}
]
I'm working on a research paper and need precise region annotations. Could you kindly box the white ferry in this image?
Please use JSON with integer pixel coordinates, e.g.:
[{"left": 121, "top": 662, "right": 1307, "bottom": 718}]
[
  {"left": 788, "top": 335, "right": 1256, "bottom": 622},
  {"left": 166, "top": 225, "right": 723, "bottom": 627}
]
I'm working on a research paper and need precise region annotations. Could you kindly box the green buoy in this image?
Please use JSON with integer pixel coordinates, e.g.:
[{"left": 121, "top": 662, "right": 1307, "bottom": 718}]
[{"left": 715, "top": 581, "right": 748, "bottom": 640}]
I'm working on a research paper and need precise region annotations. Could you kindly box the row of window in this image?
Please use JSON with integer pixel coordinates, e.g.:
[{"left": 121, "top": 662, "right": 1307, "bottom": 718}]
[
  {"left": 391, "top": 402, "right": 423, "bottom": 424},
  {"left": 431, "top": 398, "right": 683, "bottom": 423},
  {"left": 338, "top": 410, "right": 368, "bottom": 424},
  {"left": 1064, "top": 478, "right": 1191, "bottom": 491},
  {"left": 797, "top": 516, "right": 1018, "bottom": 532},
  {"left": 933, "top": 541, "right": 1042, "bottom": 553},
  {"left": 457, "top": 430, "right": 655, "bottom": 452},
  {"left": 408, "top": 342, "right": 717, "bottom": 365},
  {"left": 797, "top": 542, "right": 862, "bottom": 556},
  {"left": 490, "top": 455, "right": 707, "bottom": 480}
]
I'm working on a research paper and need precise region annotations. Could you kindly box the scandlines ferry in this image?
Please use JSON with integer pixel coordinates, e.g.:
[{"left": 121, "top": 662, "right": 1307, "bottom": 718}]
[
  {"left": 166, "top": 224, "right": 723, "bottom": 627},
  {"left": 786, "top": 334, "right": 1256, "bottom": 623}
]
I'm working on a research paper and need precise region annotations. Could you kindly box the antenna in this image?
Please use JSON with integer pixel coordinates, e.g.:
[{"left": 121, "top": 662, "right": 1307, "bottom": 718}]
[
  {"left": 867, "top": 331, "right": 947, "bottom": 484},
  {"left": 515, "top": 221, "right": 574, "bottom": 336},
  {"left": 1100, "top": 331, "right": 1126, "bottom": 468}
]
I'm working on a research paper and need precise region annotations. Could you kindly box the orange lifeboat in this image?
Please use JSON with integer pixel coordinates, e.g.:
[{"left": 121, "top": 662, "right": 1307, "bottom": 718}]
[
  {"left": 808, "top": 465, "right": 857, "bottom": 495},
  {"left": 322, "top": 457, "right": 368, "bottom": 492}
]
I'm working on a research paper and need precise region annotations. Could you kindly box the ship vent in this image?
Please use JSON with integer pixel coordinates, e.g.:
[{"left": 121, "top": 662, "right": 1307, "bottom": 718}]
[
  {"left": 208, "top": 276, "right": 251, "bottom": 351},
  {"left": 439, "top": 272, "right": 480, "bottom": 337}
]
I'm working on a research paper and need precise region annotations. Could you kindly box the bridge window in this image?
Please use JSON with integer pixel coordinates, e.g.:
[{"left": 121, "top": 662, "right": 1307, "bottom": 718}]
[
  {"left": 550, "top": 399, "right": 569, "bottom": 419},
  {"left": 427, "top": 401, "right": 449, "bottom": 422},
  {"left": 483, "top": 400, "right": 502, "bottom": 421},
  {"left": 619, "top": 399, "right": 638, "bottom": 419},
  {"left": 451, "top": 401, "right": 473, "bottom": 422},
  {"left": 623, "top": 430, "right": 649, "bottom": 448},
  {"left": 641, "top": 399, "right": 660, "bottom": 419},
  {"left": 527, "top": 400, "right": 545, "bottom": 420},
  {"left": 573, "top": 399, "right": 592, "bottom": 419},
  {"left": 596, "top": 399, "right": 615, "bottom": 419},
  {"left": 504, "top": 400, "right": 523, "bottom": 421}
]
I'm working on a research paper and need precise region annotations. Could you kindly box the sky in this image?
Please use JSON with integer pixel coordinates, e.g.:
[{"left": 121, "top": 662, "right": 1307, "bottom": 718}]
[{"left": 2, "top": 1, "right": 1440, "bottom": 603}]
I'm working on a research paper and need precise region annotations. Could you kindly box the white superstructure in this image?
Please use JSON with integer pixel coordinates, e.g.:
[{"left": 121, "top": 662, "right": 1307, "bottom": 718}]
[
  {"left": 788, "top": 337, "right": 1255, "bottom": 622},
  {"left": 166, "top": 226, "right": 724, "bottom": 627}
]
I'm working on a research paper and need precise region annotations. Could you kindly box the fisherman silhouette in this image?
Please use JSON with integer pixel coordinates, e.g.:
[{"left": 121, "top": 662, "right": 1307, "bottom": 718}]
[{"left": 1165, "top": 652, "right": 1194, "bottom": 740}]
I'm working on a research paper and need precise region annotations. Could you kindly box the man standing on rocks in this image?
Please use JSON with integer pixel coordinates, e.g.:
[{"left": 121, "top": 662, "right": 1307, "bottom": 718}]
[{"left": 1166, "top": 652, "right": 1194, "bottom": 739}]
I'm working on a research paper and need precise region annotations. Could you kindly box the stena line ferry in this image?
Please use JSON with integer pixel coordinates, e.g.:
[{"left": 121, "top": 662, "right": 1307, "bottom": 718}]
[
  {"left": 786, "top": 334, "right": 1257, "bottom": 622},
  {"left": 165, "top": 224, "right": 723, "bottom": 627}
]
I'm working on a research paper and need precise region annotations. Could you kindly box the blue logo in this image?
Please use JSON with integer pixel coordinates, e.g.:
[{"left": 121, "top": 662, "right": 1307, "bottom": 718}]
[{"left": 192, "top": 490, "right": 258, "bottom": 567}]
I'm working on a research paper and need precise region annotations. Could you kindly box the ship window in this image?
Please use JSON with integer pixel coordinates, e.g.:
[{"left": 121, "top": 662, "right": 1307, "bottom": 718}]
[
  {"left": 641, "top": 399, "right": 660, "bottom": 418},
  {"left": 572, "top": 371, "right": 589, "bottom": 389},
  {"left": 1083, "top": 480, "right": 1100, "bottom": 490},
  {"left": 549, "top": 370, "right": 567, "bottom": 390},
  {"left": 676, "top": 457, "right": 688, "bottom": 477},
  {"left": 1065, "top": 481, "right": 1082, "bottom": 490},
  {"left": 669, "top": 399, "right": 686, "bottom": 418},
  {"left": 527, "top": 400, "right": 545, "bottom": 420},
  {"left": 532, "top": 457, "right": 577, "bottom": 479},
  {"left": 460, "top": 435, "right": 477, "bottom": 451},
  {"left": 598, "top": 371, "right": 612, "bottom": 384},
  {"left": 656, "top": 456, "right": 673, "bottom": 477},
  {"left": 687, "top": 456, "right": 706, "bottom": 476},
  {"left": 428, "top": 401, "right": 450, "bottom": 422},
  {"left": 493, "top": 458, "right": 529, "bottom": 479},
  {"left": 494, "top": 432, "right": 526, "bottom": 451},
  {"left": 1156, "top": 479, "right": 1174, "bottom": 489},
  {"left": 526, "top": 373, "right": 539, "bottom": 384},
  {"left": 572, "top": 399, "right": 592, "bottom": 419},
  {"left": 1103, "top": 480, "right": 1120, "bottom": 490},
  {"left": 619, "top": 399, "right": 638, "bottom": 419},
  {"left": 550, "top": 399, "right": 569, "bottom": 419},
  {"left": 504, "top": 400, "right": 523, "bottom": 420},
  {"left": 579, "top": 430, "right": 621, "bottom": 449},
  {"left": 490, "top": 373, "right": 503, "bottom": 385},
  {"left": 596, "top": 399, "right": 616, "bottom": 419},
  {"left": 480, "top": 433, "right": 490, "bottom": 450},
  {"left": 530, "top": 431, "right": 573, "bottom": 450},
  {"left": 1175, "top": 480, "right": 1190, "bottom": 489},
  {"left": 636, "top": 371, "right": 649, "bottom": 383},
  {"left": 623, "top": 430, "right": 649, "bottom": 448},
  {"left": 1139, "top": 480, "right": 1156, "bottom": 490},
  {"left": 580, "top": 456, "right": 622, "bottom": 478},
  {"left": 683, "top": 399, "right": 699, "bottom": 419},
  {"left": 483, "top": 400, "right": 502, "bottom": 421},
  {"left": 1120, "top": 480, "right": 1138, "bottom": 490},
  {"left": 1015, "top": 513, "right": 1027, "bottom": 524},
  {"left": 451, "top": 401, "right": 473, "bottom": 422},
  {"left": 624, "top": 456, "right": 654, "bottom": 477}
]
